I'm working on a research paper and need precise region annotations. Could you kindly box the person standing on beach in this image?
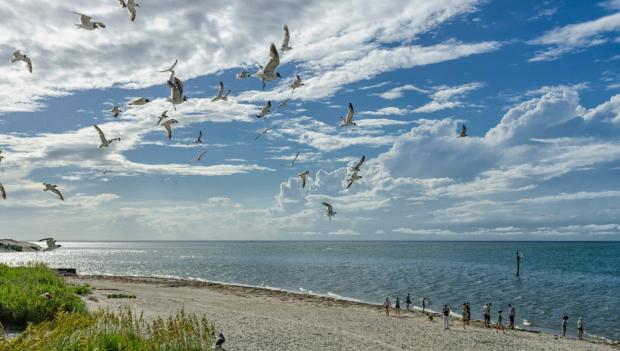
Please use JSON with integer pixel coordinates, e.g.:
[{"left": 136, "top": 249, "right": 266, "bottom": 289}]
[
  {"left": 578, "top": 317, "right": 584, "bottom": 340},
  {"left": 508, "top": 304, "right": 516, "bottom": 329},
  {"left": 562, "top": 315, "right": 569, "bottom": 337},
  {"left": 422, "top": 297, "right": 427, "bottom": 312},
  {"left": 483, "top": 303, "right": 490, "bottom": 327},
  {"left": 395, "top": 296, "right": 401, "bottom": 317},
  {"left": 496, "top": 310, "right": 505, "bottom": 333},
  {"left": 383, "top": 297, "right": 391, "bottom": 316},
  {"left": 442, "top": 304, "right": 451, "bottom": 330},
  {"left": 462, "top": 303, "right": 470, "bottom": 329},
  {"left": 406, "top": 293, "right": 412, "bottom": 311}
]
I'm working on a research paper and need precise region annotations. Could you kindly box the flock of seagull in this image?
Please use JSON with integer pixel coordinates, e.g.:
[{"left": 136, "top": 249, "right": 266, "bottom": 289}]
[{"left": 1, "top": 3, "right": 470, "bottom": 220}]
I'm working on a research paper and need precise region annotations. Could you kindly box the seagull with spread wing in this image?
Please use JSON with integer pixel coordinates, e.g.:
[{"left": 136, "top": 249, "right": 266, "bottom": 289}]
[
  {"left": 195, "top": 150, "right": 207, "bottom": 162},
  {"left": 254, "top": 43, "right": 281, "bottom": 89},
  {"left": 281, "top": 24, "right": 292, "bottom": 52},
  {"left": 73, "top": 12, "right": 106, "bottom": 30},
  {"left": 290, "top": 75, "right": 304, "bottom": 93},
  {"left": 322, "top": 202, "right": 336, "bottom": 220},
  {"left": 111, "top": 105, "right": 121, "bottom": 118},
  {"left": 162, "top": 119, "right": 178, "bottom": 140},
  {"left": 10, "top": 50, "right": 32, "bottom": 73},
  {"left": 195, "top": 130, "right": 203, "bottom": 144},
  {"left": 211, "top": 81, "right": 231, "bottom": 102},
  {"left": 159, "top": 59, "right": 177, "bottom": 73},
  {"left": 0, "top": 183, "right": 6, "bottom": 200},
  {"left": 236, "top": 70, "right": 250, "bottom": 79},
  {"left": 255, "top": 127, "right": 271, "bottom": 141},
  {"left": 350, "top": 155, "right": 365, "bottom": 172},
  {"left": 94, "top": 125, "right": 121, "bottom": 148},
  {"left": 167, "top": 71, "right": 188, "bottom": 109},
  {"left": 282, "top": 152, "right": 299, "bottom": 167},
  {"left": 256, "top": 101, "right": 271, "bottom": 118},
  {"left": 459, "top": 124, "right": 468, "bottom": 137},
  {"left": 340, "top": 102, "right": 356, "bottom": 127},
  {"left": 298, "top": 170, "right": 310, "bottom": 189},
  {"left": 43, "top": 183, "right": 64, "bottom": 201},
  {"left": 129, "top": 98, "right": 151, "bottom": 105},
  {"left": 118, "top": 0, "right": 139, "bottom": 21},
  {"left": 157, "top": 110, "right": 169, "bottom": 126},
  {"left": 346, "top": 170, "right": 362, "bottom": 189}
]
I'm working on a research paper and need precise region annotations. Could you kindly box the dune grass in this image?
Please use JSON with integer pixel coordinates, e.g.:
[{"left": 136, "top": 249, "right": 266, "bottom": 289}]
[{"left": 0, "top": 263, "right": 87, "bottom": 326}]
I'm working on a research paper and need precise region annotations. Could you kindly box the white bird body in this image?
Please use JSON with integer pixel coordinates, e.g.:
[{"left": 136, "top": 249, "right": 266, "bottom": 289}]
[
  {"left": 211, "top": 81, "right": 230, "bottom": 102},
  {"left": 111, "top": 105, "right": 121, "bottom": 118},
  {"left": 346, "top": 170, "right": 362, "bottom": 189},
  {"left": 256, "top": 101, "right": 271, "bottom": 118},
  {"left": 255, "top": 43, "right": 281, "bottom": 89},
  {"left": 38, "top": 238, "right": 61, "bottom": 251},
  {"left": 10, "top": 50, "right": 32, "bottom": 73},
  {"left": 130, "top": 98, "right": 151, "bottom": 105},
  {"left": 167, "top": 72, "right": 188, "bottom": 108},
  {"left": 94, "top": 125, "right": 121, "bottom": 148},
  {"left": 162, "top": 119, "right": 178, "bottom": 140},
  {"left": 322, "top": 202, "right": 336, "bottom": 220},
  {"left": 43, "top": 183, "right": 64, "bottom": 201},
  {"left": 298, "top": 170, "right": 310, "bottom": 188},
  {"left": 290, "top": 75, "right": 304, "bottom": 93},
  {"left": 236, "top": 70, "right": 250, "bottom": 79},
  {"left": 124, "top": 0, "right": 139, "bottom": 21},
  {"left": 340, "top": 102, "right": 356, "bottom": 127},
  {"left": 281, "top": 24, "right": 292, "bottom": 52},
  {"left": 74, "top": 13, "right": 106, "bottom": 30},
  {"left": 0, "top": 183, "right": 6, "bottom": 200}
]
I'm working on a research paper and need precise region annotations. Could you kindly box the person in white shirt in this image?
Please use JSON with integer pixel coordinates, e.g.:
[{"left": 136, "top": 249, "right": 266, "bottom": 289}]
[
  {"left": 483, "top": 303, "right": 490, "bottom": 327},
  {"left": 383, "top": 297, "right": 391, "bottom": 317},
  {"left": 577, "top": 317, "right": 584, "bottom": 340}
]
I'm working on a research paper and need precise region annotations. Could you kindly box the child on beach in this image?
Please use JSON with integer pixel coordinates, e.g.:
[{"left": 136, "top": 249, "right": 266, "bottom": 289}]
[
  {"left": 442, "top": 304, "right": 450, "bottom": 330},
  {"left": 395, "top": 296, "right": 401, "bottom": 317},
  {"left": 508, "top": 304, "right": 515, "bottom": 329},
  {"left": 562, "top": 315, "right": 569, "bottom": 337},
  {"left": 406, "top": 293, "right": 412, "bottom": 311},
  {"left": 422, "top": 297, "right": 427, "bottom": 312},
  {"left": 383, "top": 297, "right": 391, "bottom": 316},
  {"left": 462, "top": 303, "right": 470, "bottom": 329},
  {"left": 578, "top": 317, "right": 584, "bottom": 340},
  {"left": 496, "top": 310, "right": 505, "bottom": 333},
  {"left": 483, "top": 303, "right": 490, "bottom": 327}
]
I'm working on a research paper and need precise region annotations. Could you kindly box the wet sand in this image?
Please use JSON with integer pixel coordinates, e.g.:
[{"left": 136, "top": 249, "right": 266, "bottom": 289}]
[{"left": 67, "top": 275, "right": 619, "bottom": 351}]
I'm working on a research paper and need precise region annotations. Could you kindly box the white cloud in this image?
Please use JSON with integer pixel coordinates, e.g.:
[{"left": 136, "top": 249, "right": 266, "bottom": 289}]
[
  {"left": 371, "top": 84, "right": 428, "bottom": 100},
  {"left": 413, "top": 82, "right": 484, "bottom": 113}
]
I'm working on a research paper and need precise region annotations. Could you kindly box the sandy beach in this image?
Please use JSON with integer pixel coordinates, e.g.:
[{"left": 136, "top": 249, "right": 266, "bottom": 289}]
[{"left": 67, "top": 275, "right": 618, "bottom": 351}]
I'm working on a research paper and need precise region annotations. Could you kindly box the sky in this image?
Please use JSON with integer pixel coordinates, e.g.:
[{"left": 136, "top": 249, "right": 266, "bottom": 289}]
[{"left": 1, "top": 0, "right": 620, "bottom": 241}]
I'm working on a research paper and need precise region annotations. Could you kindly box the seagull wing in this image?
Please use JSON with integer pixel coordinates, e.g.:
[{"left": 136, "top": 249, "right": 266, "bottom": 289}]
[
  {"left": 25, "top": 57, "right": 32, "bottom": 73},
  {"left": 78, "top": 14, "right": 92, "bottom": 25},
  {"left": 263, "top": 43, "right": 280, "bottom": 74},
  {"left": 352, "top": 155, "right": 365, "bottom": 171},
  {"left": 94, "top": 125, "right": 107, "bottom": 144},
  {"left": 345, "top": 102, "right": 354, "bottom": 124},
  {"left": 216, "top": 81, "right": 224, "bottom": 97},
  {"left": 282, "top": 25, "right": 290, "bottom": 47},
  {"left": 291, "top": 152, "right": 299, "bottom": 166},
  {"left": 51, "top": 187, "right": 64, "bottom": 200},
  {"left": 118, "top": 0, "right": 127, "bottom": 7},
  {"left": 322, "top": 202, "right": 333, "bottom": 212},
  {"left": 127, "top": 0, "right": 137, "bottom": 21},
  {"left": 0, "top": 183, "right": 5, "bottom": 199}
]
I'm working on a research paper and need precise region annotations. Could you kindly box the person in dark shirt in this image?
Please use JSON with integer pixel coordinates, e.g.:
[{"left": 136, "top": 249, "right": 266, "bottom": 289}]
[{"left": 442, "top": 304, "right": 451, "bottom": 330}]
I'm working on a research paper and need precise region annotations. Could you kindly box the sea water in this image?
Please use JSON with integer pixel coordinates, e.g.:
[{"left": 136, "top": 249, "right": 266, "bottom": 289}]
[{"left": 1, "top": 241, "right": 618, "bottom": 341}]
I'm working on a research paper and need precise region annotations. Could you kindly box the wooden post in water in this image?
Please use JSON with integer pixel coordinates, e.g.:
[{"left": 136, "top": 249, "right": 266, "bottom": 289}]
[{"left": 516, "top": 250, "right": 522, "bottom": 277}]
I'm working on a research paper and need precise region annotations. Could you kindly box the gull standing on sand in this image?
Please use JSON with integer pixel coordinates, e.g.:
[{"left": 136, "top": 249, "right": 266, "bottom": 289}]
[
  {"left": 43, "top": 183, "right": 64, "bottom": 201},
  {"left": 211, "top": 81, "right": 231, "bottom": 102},
  {"left": 0, "top": 183, "right": 6, "bottom": 200},
  {"left": 157, "top": 110, "right": 169, "bottom": 126},
  {"left": 236, "top": 70, "right": 250, "bottom": 79},
  {"left": 111, "top": 105, "right": 121, "bottom": 118},
  {"left": 298, "top": 170, "right": 310, "bottom": 188},
  {"left": 256, "top": 101, "right": 271, "bottom": 118},
  {"left": 162, "top": 119, "right": 178, "bottom": 140},
  {"left": 38, "top": 238, "right": 61, "bottom": 251},
  {"left": 459, "top": 124, "right": 467, "bottom": 137},
  {"left": 73, "top": 13, "right": 106, "bottom": 30},
  {"left": 10, "top": 50, "right": 32, "bottom": 73},
  {"left": 255, "top": 43, "right": 281, "bottom": 89},
  {"left": 195, "top": 130, "right": 204, "bottom": 144},
  {"left": 255, "top": 127, "right": 271, "bottom": 140},
  {"left": 159, "top": 59, "right": 178, "bottom": 73},
  {"left": 290, "top": 75, "right": 304, "bottom": 93},
  {"left": 322, "top": 202, "right": 336, "bottom": 220},
  {"left": 281, "top": 25, "right": 292, "bottom": 52},
  {"left": 346, "top": 170, "right": 362, "bottom": 189},
  {"left": 167, "top": 71, "right": 188, "bottom": 109},
  {"left": 195, "top": 150, "right": 207, "bottom": 162},
  {"left": 94, "top": 125, "right": 121, "bottom": 148},
  {"left": 130, "top": 98, "right": 151, "bottom": 105},
  {"left": 118, "top": 0, "right": 139, "bottom": 22},
  {"left": 341, "top": 102, "right": 356, "bottom": 127}
]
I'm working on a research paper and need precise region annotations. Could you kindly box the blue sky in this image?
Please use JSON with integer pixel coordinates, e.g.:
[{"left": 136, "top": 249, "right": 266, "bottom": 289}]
[{"left": 1, "top": 0, "right": 620, "bottom": 240}]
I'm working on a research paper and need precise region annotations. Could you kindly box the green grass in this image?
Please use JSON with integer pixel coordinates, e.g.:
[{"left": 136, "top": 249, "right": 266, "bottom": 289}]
[
  {"left": 0, "top": 264, "right": 87, "bottom": 326},
  {"left": 71, "top": 283, "right": 93, "bottom": 296},
  {"left": 107, "top": 293, "right": 136, "bottom": 299}
]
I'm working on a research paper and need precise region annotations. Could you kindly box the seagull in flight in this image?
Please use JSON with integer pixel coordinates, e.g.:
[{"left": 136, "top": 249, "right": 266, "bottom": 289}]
[
  {"left": 43, "top": 183, "right": 64, "bottom": 201},
  {"left": 214, "top": 333, "right": 225, "bottom": 351},
  {"left": 73, "top": 12, "right": 106, "bottom": 30},
  {"left": 290, "top": 75, "right": 304, "bottom": 93},
  {"left": 211, "top": 81, "right": 231, "bottom": 102},
  {"left": 322, "top": 202, "right": 336, "bottom": 220},
  {"left": 118, "top": 0, "right": 139, "bottom": 22},
  {"left": 129, "top": 98, "right": 151, "bottom": 105},
  {"left": 350, "top": 155, "right": 365, "bottom": 172},
  {"left": 459, "top": 124, "right": 468, "bottom": 137},
  {"left": 282, "top": 152, "right": 299, "bottom": 167},
  {"left": 194, "top": 130, "right": 203, "bottom": 144},
  {"left": 255, "top": 43, "right": 281, "bottom": 89},
  {"left": 38, "top": 238, "right": 61, "bottom": 251},
  {"left": 111, "top": 105, "right": 121, "bottom": 118},
  {"left": 157, "top": 110, "right": 169, "bottom": 126},
  {"left": 340, "top": 102, "right": 356, "bottom": 127},
  {"left": 0, "top": 150, "right": 4, "bottom": 164},
  {"left": 195, "top": 150, "right": 207, "bottom": 162},
  {"left": 281, "top": 24, "right": 292, "bottom": 52},
  {"left": 94, "top": 125, "right": 121, "bottom": 148},
  {"left": 255, "top": 127, "right": 271, "bottom": 141},
  {"left": 159, "top": 59, "right": 178, "bottom": 73},
  {"left": 298, "top": 170, "right": 310, "bottom": 188},
  {"left": 346, "top": 170, "right": 362, "bottom": 189},
  {"left": 0, "top": 183, "right": 6, "bottom": 200},
  {"left": 10, "top": 50, "right": 32, "bottom": 73},
  {"left": 256, "top": 101, "right": 271, "bottom": 118},
  {"left": 162, "top": 119, "right": 178, "bottom": 140},
  {"left": 167, "top": 71, "right": 188, "bottom": 109},
  {"left": 277, "top": 99, "right": 289, "bottom": 109},
  {"left": 236, "top": 70, "right": 250, "bottom": 79}
]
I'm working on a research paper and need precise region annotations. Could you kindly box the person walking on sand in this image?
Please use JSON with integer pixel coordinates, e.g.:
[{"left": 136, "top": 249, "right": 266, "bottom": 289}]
[
  {"left": 462, "top": 303, "right": 470, "bottom": 329},
  {"left": 383, "top": 296, "right": 391, "bottom": 316},
  {"left": 496, "top": 310, "right": 505, "bottom": 333},
  {"left": 442, "top": 304, "right": 451, "bottom": 330},
  {"left": 483, "top": 303, "right": 491, "bottom": 327},
  {"left": 578, "top": 317, "right": 584, "bottom": 340},
  {"left": 508, "top": 304, "right": 516, "bottom": 329},
  {"left": 406, "top": 293, "right": 412, "bottom": 311},
  {"left": 422, "top": 297, "right": 427, "bottom": 312},
  {"left": 395, "top": 296, "right": 401, "bottom": 317},
  {"left": 562, "top": 315, "right": 569, "bottom": 337}
]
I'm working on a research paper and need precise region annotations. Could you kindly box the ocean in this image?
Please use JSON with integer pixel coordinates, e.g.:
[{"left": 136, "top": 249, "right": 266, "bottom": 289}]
[{"left": 1, "top": 241, "right": 618, "bottom": 342}]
